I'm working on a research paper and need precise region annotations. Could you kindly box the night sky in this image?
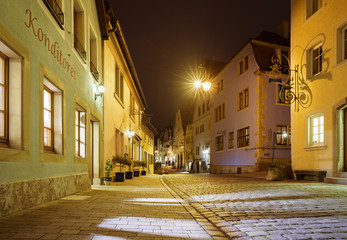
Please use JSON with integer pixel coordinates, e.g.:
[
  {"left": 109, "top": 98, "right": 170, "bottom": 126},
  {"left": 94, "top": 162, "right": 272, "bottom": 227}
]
[{"left": 109, "top": 1, "right": 290, "bottom": 133}]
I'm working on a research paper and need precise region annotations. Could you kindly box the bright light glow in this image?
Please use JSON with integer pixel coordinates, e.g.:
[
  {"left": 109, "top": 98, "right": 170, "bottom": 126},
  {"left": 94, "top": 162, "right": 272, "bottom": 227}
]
[
  {"left": 98, "top": 84, "right": 105, "bottom": 93},
  {"left": 128, "top": 130, "right": 135, "bottom": 137},
  {"left": 202, "top": 82, "right": 211, "bottom": 91},
  {"left": 194, "top": 80, "right": 202, "bottom": 88},
  {"left": 283, "top": 133, "right": 288, "bottom": 138}
]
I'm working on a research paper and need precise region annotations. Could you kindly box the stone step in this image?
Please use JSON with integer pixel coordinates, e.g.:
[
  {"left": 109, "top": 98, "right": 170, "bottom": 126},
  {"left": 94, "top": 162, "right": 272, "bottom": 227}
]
[{"left": 324, "top": 177, "right": 347, "bottom": 185}]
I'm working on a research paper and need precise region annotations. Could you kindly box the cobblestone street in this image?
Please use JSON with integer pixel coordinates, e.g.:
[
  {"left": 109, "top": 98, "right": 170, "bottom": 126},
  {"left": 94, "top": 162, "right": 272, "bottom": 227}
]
[{"left": 1, "top": 173, "right": 347, "bottom": 240}]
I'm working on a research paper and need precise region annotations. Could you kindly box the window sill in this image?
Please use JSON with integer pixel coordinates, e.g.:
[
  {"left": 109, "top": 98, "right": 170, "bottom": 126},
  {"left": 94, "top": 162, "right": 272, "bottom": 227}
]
[{"left": 304, "top": 145, "right": 327, "bottom": 151}]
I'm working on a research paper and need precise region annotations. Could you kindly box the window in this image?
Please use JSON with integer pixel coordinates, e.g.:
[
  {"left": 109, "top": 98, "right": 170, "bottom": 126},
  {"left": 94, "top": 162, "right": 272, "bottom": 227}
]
[
  {"left": 43, "top": 79, "right": 63, "bottom": 154},
  {"left": 202, "top": 102, "right": 205, "bottom": 114},
  {"left": 237, "top": 127, "right": 250, "bottom": 148},
  {"left": 198, "top": 107, "right": 201, "bottom": 116},
  {"left": 276, "top": 125, "right": 291, "bottom": 146},
  {"left": 44, "top": 88, "right": 54, "bottom": 151},
  {"left": 200, "top": 124, "right": 204, "bottom": 133},
  {"left": 89, "top": 29, "right": 98, "bottom": 80},
  {"left": 217, "top": 79, "right": 224, "bottom": 93},
  {"left": 130, "top": 94, "right": 135, "bottom": 120},
  {"left": 215, "top": 135, "right": 223, "bottom": 152},
  {"left": 115, "top": 66, "right": 124, "bottom": 103},
  {"left": 196, "top": 146, "right": 200, "bottom": 156},
  {"left": 337, "top": 25, "right": 347, "bottom": 63},
  {"left": 0, "top": 52, "right": 8, "bottom": 146},
  {"left": 277, "top": 83, "right": 290, "bottom": 104},
  {"left": 238, "top": 88, "right": 249, "bottom": 110},
  {"left": 195, "top": 126, "right": 199, "bottom": 135},
  {"left": 308, "top": 113, "right": 324, "bottom": 146},
  {"left": 306, "top": 0, "right": 322, "bottom": 19},
  {"left": 228, "top": 131, "right": 234, "bottom": 150},
  {"left": 73, "top": 0, "right": 86, "bottom": 61},
  {"left": 75, "top": 105, "right": 86, "bottom": 158},
  {"left": 238, "top": 56, "right": 248, "bottom": 75},
  {"left": 215, "top": 103, "right": 225, "bottom": 122},
  {"left": 312, "top": 45, "right": 322, "bottom": 76},
  {"left": 43, "top": 0, "right": 64, "bottom": 28}
]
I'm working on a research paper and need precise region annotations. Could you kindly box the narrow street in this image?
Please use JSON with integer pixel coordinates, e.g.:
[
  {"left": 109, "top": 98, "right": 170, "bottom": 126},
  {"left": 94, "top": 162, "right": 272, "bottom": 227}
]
[{"left": 1, "top": 173, "right": 347, "bottom": 240}]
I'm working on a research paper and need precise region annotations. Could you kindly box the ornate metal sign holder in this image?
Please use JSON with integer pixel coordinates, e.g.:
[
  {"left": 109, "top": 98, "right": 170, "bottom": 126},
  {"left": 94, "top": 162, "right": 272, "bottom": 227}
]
[{"left": 269, "top": 54, "right": 312, "bottom": 112}]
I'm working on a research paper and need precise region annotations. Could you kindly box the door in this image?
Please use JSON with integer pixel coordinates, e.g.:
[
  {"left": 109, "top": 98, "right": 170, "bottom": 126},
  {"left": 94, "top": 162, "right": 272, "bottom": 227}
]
[{"left": 90, "top": 120, "right": 100, "bottom": 185}]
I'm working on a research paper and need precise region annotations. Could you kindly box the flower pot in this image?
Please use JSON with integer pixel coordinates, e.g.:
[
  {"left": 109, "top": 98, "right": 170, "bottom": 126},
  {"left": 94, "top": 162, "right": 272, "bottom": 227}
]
[
  {"left": 266, "top": 166, "right": 283, "bottom": 181},
  {"left": 141, "top": 170, "right": 146, "bottom": 176},
  {"left": 115, "top": 172, "right": 125, "bottom": 182},
  {"left": 134, "top": 170, "right": 140, "bottom": 177},
  {"left": 103, "top": 176, "right": 112, "bottom": 185},
  {"left": 125, "top": 171, "right": 133, "bottom": 179}
]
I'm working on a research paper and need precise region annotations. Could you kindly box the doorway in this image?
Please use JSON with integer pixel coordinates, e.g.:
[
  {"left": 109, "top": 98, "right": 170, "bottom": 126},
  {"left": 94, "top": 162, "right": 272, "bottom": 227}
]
[{"left": 90, "top": 120, "right": 100, "bottom": 185}]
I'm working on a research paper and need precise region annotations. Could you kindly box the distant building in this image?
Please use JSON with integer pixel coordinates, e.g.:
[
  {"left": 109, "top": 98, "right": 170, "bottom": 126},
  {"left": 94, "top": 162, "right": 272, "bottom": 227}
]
[
  {"left": 209, "top": 32, "right": 291, "bottom": 174},
  {"left": 173, "top": 103, "right": 194, "bottom": 171},
  {"left": 157, "top": 126, "right": 174, "bottom": 166},
  {"left": 291, "top": 0, "right": 347, "bottom": 183}
]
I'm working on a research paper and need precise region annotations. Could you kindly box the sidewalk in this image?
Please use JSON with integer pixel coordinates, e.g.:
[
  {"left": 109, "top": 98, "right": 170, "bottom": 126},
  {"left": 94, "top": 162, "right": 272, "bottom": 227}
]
[{"left": 0, "top": 175, "right": 212, "bottom": 240}]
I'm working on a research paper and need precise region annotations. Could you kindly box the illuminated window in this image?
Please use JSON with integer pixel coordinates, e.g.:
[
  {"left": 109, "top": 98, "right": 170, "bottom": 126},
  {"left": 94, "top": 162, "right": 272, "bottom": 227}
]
[
  {"left": 44, "top": 88, "right": 53, "bottom": 151},
  {"left": 277, "top": 83, "right": 290, "bottom": 104},
  {"left": 228, "top": 131, "right": 234, "bottom": 150},
  {"left": 0, "top": 52, "right": 8, "bottom": 146},
  {"left": 75, "top": 105, "right": 86, "bottom": 158},
  {"left": 43, "top": 79, "right": 63, "bottom": 154},
  {"left": 276, "top": 125, "right": 291, "bottom": 146},
  {"left": 215, "top": 135, "right": 223, "bottom": 152},
  {"left": 306, "top": 0, "right": 322, "bottom": 19},
  {"left": 308, "top": 113, "right": 324, "bottom": 146},
  {"left": 237, "top": 127, "right": 249, "bottom": 148},
  {"left": 238, "top": 88, "right": 249, "bottom": 110}
]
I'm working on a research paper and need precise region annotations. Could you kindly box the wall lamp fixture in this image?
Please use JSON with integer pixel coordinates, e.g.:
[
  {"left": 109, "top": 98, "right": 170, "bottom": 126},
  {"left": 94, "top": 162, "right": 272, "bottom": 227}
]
[{"left": 94, "top": 84, "right": 105, "bottom": 100}]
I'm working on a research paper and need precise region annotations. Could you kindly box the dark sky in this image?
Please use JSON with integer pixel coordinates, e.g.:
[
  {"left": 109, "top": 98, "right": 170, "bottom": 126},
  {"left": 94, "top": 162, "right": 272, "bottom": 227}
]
[{"left": 109, "top": 1, "right": 290, "bottom": 133}]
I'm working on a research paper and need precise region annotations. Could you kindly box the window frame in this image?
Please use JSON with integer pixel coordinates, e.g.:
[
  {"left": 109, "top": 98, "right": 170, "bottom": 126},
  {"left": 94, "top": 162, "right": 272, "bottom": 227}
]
[
  {"left": 42, "top": 0, "right": 64, "bottom": 29},
  {"left": 0, "top": 51, "right": 9, "bottom": 147},
  {"left": 43, "top": 86, "right": 54, "bottom": 152},
  {"left": 237, "top": 126, "right": 250, "bottom": 148},
  {"left": 228, "top": 131, "right": 234, "bottom": 150},
  {"left": 75, "top": 105, "right": 86, "bottom": 158},
  {"left": 312, "top": 44, "right": 323, "bottom": 76},
  {"left": 238, "top": 88, "right": 249, "bottom": 111},
  {"left": 308, "top": 113, "right": 324, "bottom": 147},
  {"left": 306, "top": 0, "right": 322, "bottom": 19},
  {"left": 276, "top": 124, "right": 291, "bottom": 146},
  {"left": 215, "top": 135, "right": 224, "bottom": 152}
]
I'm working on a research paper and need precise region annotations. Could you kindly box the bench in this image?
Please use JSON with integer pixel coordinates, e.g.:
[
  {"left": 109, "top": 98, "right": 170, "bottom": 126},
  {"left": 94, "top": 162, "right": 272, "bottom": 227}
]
[{"left": 294, "top": 170, "right": 327, "bottom": 182}]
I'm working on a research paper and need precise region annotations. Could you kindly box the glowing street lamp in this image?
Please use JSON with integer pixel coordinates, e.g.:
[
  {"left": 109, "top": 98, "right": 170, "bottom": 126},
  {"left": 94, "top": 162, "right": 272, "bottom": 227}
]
[
  {"left": 194, "top": 80, "right": 202, "bottom": 88},
  {"left": 202, "top": 82, "right": 211, "bottom": 92}
]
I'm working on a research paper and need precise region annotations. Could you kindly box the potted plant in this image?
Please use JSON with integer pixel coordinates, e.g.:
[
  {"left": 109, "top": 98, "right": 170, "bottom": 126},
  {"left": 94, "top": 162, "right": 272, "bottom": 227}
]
[
  {"left": 124, "top": 159, "right": 133, "bottom": 179},
  {"left": 133, "top": 160, "right": 141, "bottom": 177},
  {"left": 103, "top": 159, "right": 113, "bottom": 185},
  {"left": 140, "top": 161, "right": 147, "bottom": 176},
  {"left": 112, "top": 155, "right": 126, "bottom": 182}
]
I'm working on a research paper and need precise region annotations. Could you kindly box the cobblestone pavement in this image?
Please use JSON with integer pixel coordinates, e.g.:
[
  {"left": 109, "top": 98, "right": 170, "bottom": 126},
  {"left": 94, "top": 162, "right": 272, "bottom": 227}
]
[
  {"left": 1, "top": 173, "right": 347, "bottom": 240},
  {"left": 162, "top": 173, "right": 347, "bottom": 240}
]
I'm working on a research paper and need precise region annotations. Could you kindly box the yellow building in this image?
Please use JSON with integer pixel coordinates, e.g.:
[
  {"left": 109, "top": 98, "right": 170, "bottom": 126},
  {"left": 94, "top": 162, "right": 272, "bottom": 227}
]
[
  {"left": 99, "top": 4, "right": 148, "bottom": 178},
  {"left": 291, "top": 0, "right": 347, "bottom": 183}
]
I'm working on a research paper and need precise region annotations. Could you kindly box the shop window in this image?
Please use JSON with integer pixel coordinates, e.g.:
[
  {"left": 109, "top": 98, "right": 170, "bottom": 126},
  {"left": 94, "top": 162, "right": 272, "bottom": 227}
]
[{"left": 43, "top": 79, "right": 63, "bottom": 154}]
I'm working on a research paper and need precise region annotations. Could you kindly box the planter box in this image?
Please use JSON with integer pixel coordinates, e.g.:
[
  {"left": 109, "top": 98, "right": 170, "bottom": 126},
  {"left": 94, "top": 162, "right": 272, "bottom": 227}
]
[
  {"left": 134, "top": 170, "right": 140, "bottom": 177},
  {"left": 125, "top": 171, "right": 133, "bottom": 179},
  {"left": 103, "top": 176, "right": 112, "bottom": 185},
  {"left": 115, "top": 172, "right": 125, "bottom": 182},
  {"left": 141, "top": 170, "right": 146, "bottom": 176}
]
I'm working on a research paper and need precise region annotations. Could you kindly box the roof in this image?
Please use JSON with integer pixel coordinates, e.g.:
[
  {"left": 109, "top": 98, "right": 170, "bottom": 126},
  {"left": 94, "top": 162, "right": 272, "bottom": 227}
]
[{"left": 200, "top": 59, "right": 227, "bottom": 80}]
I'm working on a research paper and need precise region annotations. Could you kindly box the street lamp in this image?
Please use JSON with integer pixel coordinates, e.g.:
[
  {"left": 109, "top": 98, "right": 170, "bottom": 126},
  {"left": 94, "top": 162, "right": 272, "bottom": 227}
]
[{"left": 202, "top": 82, "right": 211, "bottom": 92}]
